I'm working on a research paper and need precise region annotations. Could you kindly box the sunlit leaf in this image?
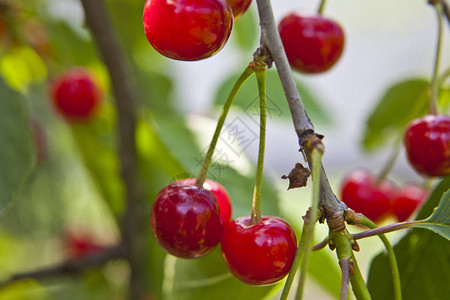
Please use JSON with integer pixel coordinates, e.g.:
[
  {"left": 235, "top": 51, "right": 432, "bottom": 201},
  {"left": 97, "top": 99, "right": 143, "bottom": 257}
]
[
  {"left": 413, "top": 190, "right": 450, "bottom": 240},
  {"left": 0, "top": 47, "right": 47, "bottom": 92}
]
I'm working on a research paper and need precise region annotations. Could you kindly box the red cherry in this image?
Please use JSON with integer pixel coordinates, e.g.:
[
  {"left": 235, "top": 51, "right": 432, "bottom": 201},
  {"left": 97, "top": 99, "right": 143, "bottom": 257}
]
[
  {"left": 142, "top": 0, "right": 233, "bottom": 61},
  {"left": 221, "top": 216, "right": 297, "bottom": 285},
  {"left": 50, "top": 68, "right": 101, "bottom": 121},
  {"left": 341, "top": 169, "right": 397, "bottom": 223},
  {"left": 278, "top": 13, "right": 345, "bottom": 73},
  {"left": 63, "top": 232, "right": 106, "bottom": 259},
  {"left": 151, "top": 184, "right": 223, "bottom": 258},
  {"left": 175, "top": 178, "right": 232, "bottom": 225},
  {"left": 392, "top": 183, "right": 428, "bottom": 222},
  {"left": 227, "top": 0, "right": 252, "bottom": 20},
  {"left": 404, "top": 115, "right": 450, "bottom": 177}
]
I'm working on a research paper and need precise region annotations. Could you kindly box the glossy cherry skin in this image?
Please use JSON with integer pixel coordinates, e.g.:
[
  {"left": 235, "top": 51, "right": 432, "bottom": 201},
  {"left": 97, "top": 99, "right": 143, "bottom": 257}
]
[
  {"left": 278, "top": 13, "right": 344, "bottom": 73},
  {"left": 404, "top": 115, "right": 450, "bottom": 177},
  {"left": 143, "top": 0, "right": 233, "bottom": 61},
  {"left": 228, "top": 0, "right": 252, "bottom": 20},
  {"left": 50, "top": 68, "right": 101, "bottom": 121},
  {"left": 392, "top": 183, "right": 428, "bottom": 222},
  {"left": 221, "top": 216, "right": 297, "bottom": 285},
  {"left": 175, "top": 178, "right": 232, "bottom": 225},
  {"left": 341, "top": 169, "right": 397, "bottom": 223},
  {"left": 151, "top": 184, "right": 223, "bottom": 258}
]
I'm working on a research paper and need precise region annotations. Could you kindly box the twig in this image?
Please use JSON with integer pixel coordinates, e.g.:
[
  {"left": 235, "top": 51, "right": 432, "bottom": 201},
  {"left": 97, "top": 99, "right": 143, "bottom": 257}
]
[
  {"left": 0, "top": 245, "right": 125, "bottom": 288},
  {"left": 352, "top": 221, "right": 416, "bottom": 240},
  {"left": 255, "top": 0, "right": 345, "bottom": 219},
  {"left": 338, "top": 257, "right": 350, "bottom": 300},
  {"left": 79, "top": 1, "right": 144, "bottom": 299},
  {"left": 312, "top": 237, "right": 329, "bottom": 251}
]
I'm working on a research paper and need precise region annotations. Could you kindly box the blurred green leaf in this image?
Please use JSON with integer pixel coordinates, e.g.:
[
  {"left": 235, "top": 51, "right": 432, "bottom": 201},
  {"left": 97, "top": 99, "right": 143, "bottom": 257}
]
[
  {"left": 0, "top": 280, "right": 49, "bottom": 300},
  {"left": 214, "top": 70, "right": 332, "bottom": 126},
  {"left": 0, "top": 76, "right": 34, "bottom": 213},
  {"left": 367, "top": 177, "right": 450, "bottom": 300},
  {"left": 361, "top": 78, "right": 432, "bottom": 151},
  {"left": 0, "top": 47, "right": 47, "bottom": 92},
  {"left": 164, "top": 248, "right": 278, "bottom": 300},
  {"left": 231, "top": 8, "right": 258, "bottom": 53},
  {"left": 413, "top": 190, "right": 450, "bottom": 240},
  {"left": 70, "top": 103, "right": 125, "bottom": 218}
]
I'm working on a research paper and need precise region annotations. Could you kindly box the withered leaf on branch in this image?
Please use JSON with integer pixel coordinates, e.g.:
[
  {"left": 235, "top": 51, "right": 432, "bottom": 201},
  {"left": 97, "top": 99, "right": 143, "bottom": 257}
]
[{"left": 281, "top": 163, "right": 311, "bottom": 190}]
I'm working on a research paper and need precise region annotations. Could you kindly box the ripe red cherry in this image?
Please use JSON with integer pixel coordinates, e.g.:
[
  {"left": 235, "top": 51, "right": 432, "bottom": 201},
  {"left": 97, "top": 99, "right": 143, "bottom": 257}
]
[
  {"left": 142, "top": 0, "right": 233, "bottom": 61},
  {"left": 175, "top": 178, "right": 232, "bottom": 225},
  {"left": 151, "top": 184, "right": 223, "bottom": 258},
  {"left": 221, "top": 216, "right": 297, "bottom": 285},
  {"left": 404, "top": 115, "right": 450, "bottom": 177},
  {"left": 228, "top": 0, "right": 252, "bottom": 20},
  {"left": 341, "top": 169, "right": 397, "bottom": 223},
  {"left": 50, "top": 68, "right": 101, "bottom": 121},
  {"left": 392, "top": 183, "right": 428, "bottom": 222},
  {"left": 278, "top": 13, "right": 345, "bottom": 73}
]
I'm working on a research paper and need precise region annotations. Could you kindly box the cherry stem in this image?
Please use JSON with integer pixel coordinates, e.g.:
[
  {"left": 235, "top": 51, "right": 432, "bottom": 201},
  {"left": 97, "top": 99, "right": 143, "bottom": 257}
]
[
  {"left": 280, "top": 149, "right": 323, "bottom": 300},
  {"left": 375, "top": 141, "right": 400, "bottom": 184},
  {"left": 352, "top": 221, "right": 418, "bottom": 240},
  {"left": 294, "top": 149, "right": 323, "bottom": 300},
  {"left": 318, "top": 0, "right": 327, "bottom": 15},
  {"left": 429, "top": 0, "right": 444, "bottom": 115},
  {"left": 196, "top": 67, "right": 254, "bottom": 187},
  {"left": 358, "top": 216, "right": 402, "bottom": 300},
  {"left": 250, "top": 68, "right": 267, "bottom": 225}
]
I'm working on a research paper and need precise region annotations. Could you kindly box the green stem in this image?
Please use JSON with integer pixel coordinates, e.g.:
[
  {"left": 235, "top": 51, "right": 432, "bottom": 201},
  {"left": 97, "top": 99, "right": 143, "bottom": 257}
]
[
  {"left": 349, "top": 253, "right": 372, "bottom": 300},
  {"left": 250, "top": 69, "right": 267, "bottom": 225},
  {"left": 294, "top": 149, "right": 323, "bottom": 300},
  {"left": 318, "top": 0, "right": 327, "bottom": 15},
  {"left": 429, "top": 1, "right": 443, "bottom": 115},
  {"left": 196, "top": 67, "right": 254, "bottom": 186},
  {"left": 358, "top": 216, "right": 401, "bottom": 300},
  {"left": 375, "top": 142, "right": 400, "bottom": 184}
]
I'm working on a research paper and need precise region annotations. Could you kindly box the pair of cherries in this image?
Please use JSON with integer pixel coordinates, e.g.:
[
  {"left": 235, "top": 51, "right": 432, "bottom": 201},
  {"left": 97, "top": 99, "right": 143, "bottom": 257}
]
[
  {"left": 341, "top": 169, "right": 429, "bottom": 223},
  {"left": 151, "top": 178, "right": 297, "bottom": 286}
]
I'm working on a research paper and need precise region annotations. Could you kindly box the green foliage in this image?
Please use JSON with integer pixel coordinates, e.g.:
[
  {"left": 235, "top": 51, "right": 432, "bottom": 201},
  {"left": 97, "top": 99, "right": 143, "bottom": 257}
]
[
  {"left": 367, "top": 177, "right": 450, "bottom": 300},
  {"left": 362, "top": 78, "right": 429, "bottom": 150},
  {"left": 214, "top": 70, "right": 332, "bottom": 126},
  {"left": 231, "top": 8, "right": 259, "bottom": 53},
  {"left": 0, "top": 76, "right": 34, "bottom": 213},
  {"left": 414, "top": 190, "right": 450, "bottom": 240}
]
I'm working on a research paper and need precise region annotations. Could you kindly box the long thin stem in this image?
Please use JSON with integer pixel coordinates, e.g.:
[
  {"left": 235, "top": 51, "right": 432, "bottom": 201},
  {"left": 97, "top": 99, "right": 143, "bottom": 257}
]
[
  {"left": 352, "top": 221, "right": 418, "bottom": 240},
  {"left": 358, "top": 216, "right": 401, "bottom": 300},
  {"left": 349, "top": 254, "right": 372, "bottom": 300},
  {"left": 375, "top": 142, "right": 400, "bottom": 184},
  {"left": 429, "top": 1, "right": 444, "bottom": 115},
  {"left": 250, "top": 69, "right": 267, "bottom": 225},
  {"left": 294, "top": 149, "right": 323, "bottom": 300},
  {"left": 196, "top": 67, "right": 254, "bottom": 186},
  {"left": 339, "top": 257, "right": 350, "bottom": 300},
  {"left": 318, "top": 0, "right": 328, "bottom": 15}
]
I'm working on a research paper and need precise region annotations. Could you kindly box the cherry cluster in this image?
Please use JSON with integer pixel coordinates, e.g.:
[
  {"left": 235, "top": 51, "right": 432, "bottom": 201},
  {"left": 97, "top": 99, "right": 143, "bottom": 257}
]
[{"left": 151, "top": 178, "right": 297, "bottom": 285}]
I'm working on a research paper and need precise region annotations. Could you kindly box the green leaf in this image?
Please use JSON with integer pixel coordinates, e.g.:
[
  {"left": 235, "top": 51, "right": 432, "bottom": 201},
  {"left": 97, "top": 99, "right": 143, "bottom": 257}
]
[
  {"left": 214, "top": 70, "right": 332, "bottom": 126},
  {"left": 362, "top": 78, "right": 430, "bottom": 151},
  {"left": 231, "top": 8, "right": 259, "bottom": 53},
  {"left": 413, "top": 189, "right": 450, "bottom": 240},
  {"left": 0, "top": 47, "right": 47, "bottom": 92},
  {"left": 70, "top": 103, "right": 125, "bottom": 217},
  {"left": 367, "top": 178, "right": 450, "bottom": 300},
  {"left": 0, "top": 77, "right": 34, "bottom": 213}
]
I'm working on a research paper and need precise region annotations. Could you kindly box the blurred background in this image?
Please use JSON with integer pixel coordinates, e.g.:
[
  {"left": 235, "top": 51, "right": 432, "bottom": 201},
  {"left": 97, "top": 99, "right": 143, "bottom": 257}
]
[{"left": 0, "top": 0, "right": 448, "bottom": 299}]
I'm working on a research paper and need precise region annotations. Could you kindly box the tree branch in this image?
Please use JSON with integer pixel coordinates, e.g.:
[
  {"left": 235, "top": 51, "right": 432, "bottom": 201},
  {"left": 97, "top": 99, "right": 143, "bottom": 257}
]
[
  {"left": 254, "top": 0, "right": 346, "bottom": 217},
  {"left": 0, "top": 245, "right": 125, "bottom": 289},
  {"left": 338, "top": 257, "right": 350, "bottom": 300},
  {"left": 79, "top": 1, "right": 145, "bottom": 299}
]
